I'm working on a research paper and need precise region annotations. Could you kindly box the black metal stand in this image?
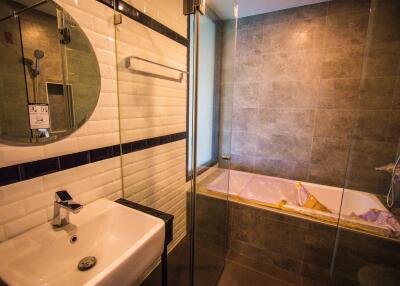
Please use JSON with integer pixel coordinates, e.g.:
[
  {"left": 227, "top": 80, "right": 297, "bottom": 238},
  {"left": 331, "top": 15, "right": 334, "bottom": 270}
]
[{"left": 161, "top": 245, "right": 168, "bottom": 286}]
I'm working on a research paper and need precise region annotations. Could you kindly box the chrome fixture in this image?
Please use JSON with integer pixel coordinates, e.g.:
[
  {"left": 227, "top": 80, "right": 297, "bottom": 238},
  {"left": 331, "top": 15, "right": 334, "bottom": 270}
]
[
  {"left": 183, "top": 0, "right": 206, "bottom": 15},
  {"left": 33, "top": 49, "right": 44, "bottom": 76},
  {"left": 125, "top": 56, "right": 188, "bottom": 81},
  {"left": 53, "top": 190, "right": 83, "bottom": 227},
  {"left": 376, "top": 155, "right": 400, "bottom": 208},
  {"left": 78, "top": 256, "right": 97, "bottom": 271}
]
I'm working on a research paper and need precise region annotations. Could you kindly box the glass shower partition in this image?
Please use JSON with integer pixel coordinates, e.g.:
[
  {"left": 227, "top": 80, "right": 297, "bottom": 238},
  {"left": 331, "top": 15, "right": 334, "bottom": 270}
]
[
  {"left": 187, "top": 1, "right": 238, "bottom": 285},
  {"left": 0, "top": 13, "right": 31, "bottom": 141},
  {"left": 332, "top": 0, "right": 400, "bottom": 285}
]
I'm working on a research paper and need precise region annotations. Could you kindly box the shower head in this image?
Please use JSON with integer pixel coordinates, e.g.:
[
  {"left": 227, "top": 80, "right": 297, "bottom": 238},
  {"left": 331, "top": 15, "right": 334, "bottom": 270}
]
[
  {"left": 34, "top": 49, "right": 44, "bottom": 59},
  {"left": 33, "top": 49, "right": 44, "bottom": 75}
]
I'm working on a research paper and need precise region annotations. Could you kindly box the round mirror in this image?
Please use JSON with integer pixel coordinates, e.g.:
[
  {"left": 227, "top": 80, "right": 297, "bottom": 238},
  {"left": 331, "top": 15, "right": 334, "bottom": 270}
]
[{"left": 0, "top": 0, "right": 101, "bottom": 145}]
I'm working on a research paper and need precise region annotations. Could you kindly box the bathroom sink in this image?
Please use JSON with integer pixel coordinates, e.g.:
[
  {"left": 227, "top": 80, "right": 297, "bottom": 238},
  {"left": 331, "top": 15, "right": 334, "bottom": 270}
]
[{"left": 0, "top": 198, "right": 165, "bottom": 286}]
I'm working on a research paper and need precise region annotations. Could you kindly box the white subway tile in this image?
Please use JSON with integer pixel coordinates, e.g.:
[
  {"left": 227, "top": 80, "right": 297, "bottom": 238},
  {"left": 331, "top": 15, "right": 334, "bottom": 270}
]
[
  {"left": 4, "top": 210, "right": 47, "bottom": 240},
  {"left": 43, "top": 168, "right": 78, "bottom": 190},
  {"left": 0, "top": 146, "right": 45, "bottom": 168},
  {"left": 24, "top": 191, "right": 54, "bottom": 214},
  {"left": 106, "top": 191, "right": 122, "bottom": 202},
  {"left": 0, "top": 201, "right": 26, "bottom": 224},
  {"left": 43, "top": 138, "right": 79, "bottom": 158},
  {"left": 78, "top": 187, "right": 106, "bottom": 205},
  {"left": 104, "top": 180, "right": 122, "bottom": 196},
  {"left": 0, "top": 226, "right": 5, "bottom": 242},
  {"left": 64, "top": 177, "right": 92, "bottom": 197},
  {"left": 0, "top": 178, "right": 43, "bottom": 206}
]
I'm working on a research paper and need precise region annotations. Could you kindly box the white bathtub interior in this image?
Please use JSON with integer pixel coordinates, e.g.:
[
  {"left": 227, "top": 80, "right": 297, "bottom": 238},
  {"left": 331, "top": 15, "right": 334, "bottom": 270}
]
[{"left": 201, "top": 169, "right": 399, "bottom": 238}]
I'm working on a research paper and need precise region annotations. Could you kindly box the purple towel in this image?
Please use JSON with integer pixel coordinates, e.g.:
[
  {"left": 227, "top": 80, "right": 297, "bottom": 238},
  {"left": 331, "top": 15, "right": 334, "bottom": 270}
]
[{"left": 352, "top": 209, "right": 400, "bottom": 236}]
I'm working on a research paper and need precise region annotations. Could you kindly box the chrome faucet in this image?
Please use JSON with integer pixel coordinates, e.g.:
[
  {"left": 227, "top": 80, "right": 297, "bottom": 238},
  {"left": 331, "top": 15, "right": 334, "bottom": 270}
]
[{"left": 53, "top": 190, "right": 83, "bottom": 227}]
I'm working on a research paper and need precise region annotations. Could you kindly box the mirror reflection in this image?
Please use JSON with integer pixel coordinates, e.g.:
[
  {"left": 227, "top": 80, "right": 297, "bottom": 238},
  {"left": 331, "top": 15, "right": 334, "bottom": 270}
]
[{"left": 0, "top": 0, "right": 101, "bottom": 145}]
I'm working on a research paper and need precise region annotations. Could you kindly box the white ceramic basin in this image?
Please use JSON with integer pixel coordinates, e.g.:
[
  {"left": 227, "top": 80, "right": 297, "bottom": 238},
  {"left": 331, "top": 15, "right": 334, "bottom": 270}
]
[{"left": 0, "top": 198, "right": 165, "bottom": 286}]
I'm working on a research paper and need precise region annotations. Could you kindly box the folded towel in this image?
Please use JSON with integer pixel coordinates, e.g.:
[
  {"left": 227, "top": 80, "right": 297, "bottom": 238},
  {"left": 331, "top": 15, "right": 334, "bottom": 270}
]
[
  {"left": 349, "top": 209, "right": 400, "bottom": 236},
  {"left": 296, "top": 182, "right": 331, "bottom": 213}
]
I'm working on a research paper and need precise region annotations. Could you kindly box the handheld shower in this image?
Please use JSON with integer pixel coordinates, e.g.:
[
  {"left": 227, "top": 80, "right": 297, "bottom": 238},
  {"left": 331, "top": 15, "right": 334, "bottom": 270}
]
[
  {"left": 33, "top": 49, "right": 44, "bottom": 76},
  {"left": 377, "top": 155, "right": 400, "bottom": 208},
  {"left": 387, "top": 155, "right": 400, "bottom": 208}
]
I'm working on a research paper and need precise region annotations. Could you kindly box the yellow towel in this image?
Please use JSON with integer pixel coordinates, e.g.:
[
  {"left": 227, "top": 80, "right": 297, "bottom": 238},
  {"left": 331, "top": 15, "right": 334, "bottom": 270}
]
[{"left": 296, "top": 182, "right": 331, "bottom": 213}]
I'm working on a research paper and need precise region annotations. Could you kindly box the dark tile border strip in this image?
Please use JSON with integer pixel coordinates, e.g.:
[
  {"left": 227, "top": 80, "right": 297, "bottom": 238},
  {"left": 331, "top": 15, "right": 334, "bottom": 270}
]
[
  {"left": 96, "top": 0, "right": 188, "bottom": 47},
  {"left": 0, "top": 132, "right": 187, "bottom": 187}
]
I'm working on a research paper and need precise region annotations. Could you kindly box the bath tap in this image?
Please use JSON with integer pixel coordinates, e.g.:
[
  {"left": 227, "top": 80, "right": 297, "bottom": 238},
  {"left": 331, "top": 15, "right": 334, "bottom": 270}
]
[
  {"left": 376, "top": 155, "right": 400, "bottom": 208},
  {"left": 53, "top": 190, "right": 83, "bottom": 227}
]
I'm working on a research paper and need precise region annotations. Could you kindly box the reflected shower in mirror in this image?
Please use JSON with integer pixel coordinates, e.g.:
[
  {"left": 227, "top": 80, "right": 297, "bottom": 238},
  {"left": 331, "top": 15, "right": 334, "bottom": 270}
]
[{"left": 0, "top": 0, "right": 101, "bottom": 145}]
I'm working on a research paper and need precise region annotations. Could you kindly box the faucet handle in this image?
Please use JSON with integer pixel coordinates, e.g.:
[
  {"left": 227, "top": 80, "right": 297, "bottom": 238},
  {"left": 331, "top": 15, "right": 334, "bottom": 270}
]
[{"left": 55, "top": 190, "right": 73, "bottom": 202}]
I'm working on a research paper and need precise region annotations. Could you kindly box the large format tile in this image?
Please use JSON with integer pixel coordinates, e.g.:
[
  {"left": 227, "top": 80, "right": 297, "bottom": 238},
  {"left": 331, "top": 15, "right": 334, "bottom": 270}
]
[
  {"left": 359, "top": 77, "right": 397, "bottom": 109},
  {"left": 364, "top": 41, "right": 400, "bottom": 77},
  {"left": 320, "top": 46, "right": 365, "bottom": 79},
  {"left": 232, "top": 108, "right": 259, "bottom": 133},
  {"left": 257, "top": 108, "right": 315, "bottom": 137},
  {"left": 218, "top": 260, "right": 292, "bottom": 286},
  {"left": 327, "top": 0, "right": 371, "bottom": 15},
  {"left": 233, "top": 83, "right": 260, "bottom": 109},
  {"left": 354, "top": 110, "right": 391, "bottom": 141},
  {"left": 254, "top": 157, "right": 309, "bottom": 181},
  {"left": 318, "top": 78, "right": 360, "bottom": 110},
  {"left": 314, "top": 110, "right": 355, "bottom": 139},
  {"left": 324, "top": 9, "right": 369, "bottom": 49},
  {"left": 231, "top": 131, "right": 257, "bottom": 157},
  {"left": 309, "top": 137, "right": 350, "bottom": 186},
  {"left": 263, "top": 17, "right": 326, "bottom": 52},
  {"left": 344, "top": 139, "right": 397, "bottom": 193},
  {"left": 256, "top": 132, "right": 313, "bottom": 162},
  {"left": 260, "top": 80, "right": 318, "bottom": 108}
]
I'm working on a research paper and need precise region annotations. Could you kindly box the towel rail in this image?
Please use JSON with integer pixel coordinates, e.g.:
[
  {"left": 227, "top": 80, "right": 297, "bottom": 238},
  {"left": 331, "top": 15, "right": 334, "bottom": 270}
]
[{"left": 125, "top": 56, "right": 188, "bottom": 74}]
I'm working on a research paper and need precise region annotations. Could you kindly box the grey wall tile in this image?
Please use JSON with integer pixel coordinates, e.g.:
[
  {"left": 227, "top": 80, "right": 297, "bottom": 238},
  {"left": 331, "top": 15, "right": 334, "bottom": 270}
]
[
  {"left": 233, "top": 82, "right": 260, "bottom": 109},
  {"left": 309, "top": 137, "right": 351, "bottom": 186},
  {"left": 263, "top": 17, "right": 326, "bottom": 52},
  {"left": 354, "top": 110, "right": 390, "bottom": 141},
  {"left": 369, "top": 2, "right": 400, "bottom": 43},
  {"left": 254, "top": 157, "right": 309, "bottom": 181},
  {"left": 256, "top": 133, "right": 313, "bottom": 162},
  {"left": 237, "top": 28, "right": 264, "bottom": 57},
  {"left": 231, "top": 131, "right": 257, "bottom": 156},
  {"left": 230, "top": 154, "right": 255, "bottom": 172},
  {"left": 323, "top": 10, "right": 369, "bottom": 49},
  {"left": 328, "top": 0, "right": 371, "bottom": 15},
  {"left": 221, "top": 0, "right": 399, "bottom": 195},
  {"left": 364, "top": 42, "right": 400, "bottom": 77},
  {"left": 232, "top": 108, "right": 258, "bottom": 133},
  {"left": 235, "top": 55, "right": 263, "bottom": 82},
  {"left": 320, "top": 46, "right": 365, "bottom": 79},
  {"left": 311, "top": 137, "right": 351, "bottom": 166},
  {"left": 257, "top": 108, "right": 315, "bottom": 137},
  {"left": 260, "top": 80, "right": 318, "bottom": 108},
  {"left": 387, "top": 110, "right": 400, "bottom": 142},
  {"left": 318, "top": 78, "right": 360, "bottom": 109},
  {"left": 344, "top": 139, "right": 397, "bottom": 193},
  {"left": 314, "top": 110, "right": 355, "bottom": 139},
  {"left": 359, "top": 77, "right": 396, "bottom": 109},
  {"left": 394, "top": 78, "right": 400, "bottom": 109}
]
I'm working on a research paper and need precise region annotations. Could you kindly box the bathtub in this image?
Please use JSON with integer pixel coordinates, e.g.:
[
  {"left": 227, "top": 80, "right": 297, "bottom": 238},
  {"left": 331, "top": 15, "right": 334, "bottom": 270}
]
[{"left": 199, "top": 169, "right": 399, "bottom": 238}]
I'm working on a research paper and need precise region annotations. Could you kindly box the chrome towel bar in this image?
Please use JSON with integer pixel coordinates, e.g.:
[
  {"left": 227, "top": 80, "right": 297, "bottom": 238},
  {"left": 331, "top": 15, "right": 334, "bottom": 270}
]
[{"left": 125, "top": 56, "right": 188, "bottom": 75}]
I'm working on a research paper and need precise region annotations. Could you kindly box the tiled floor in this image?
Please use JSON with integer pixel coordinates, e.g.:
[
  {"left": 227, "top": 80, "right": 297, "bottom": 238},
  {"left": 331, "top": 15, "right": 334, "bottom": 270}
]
[
  {"left": 143, "top": 236, "right": 327, "bottom": 286},
  {"left": 217, "top": 260, "right": 293, "bottom": 286},
  {"left": 141, "top": 238, "right": 190, "bottom": 286}
]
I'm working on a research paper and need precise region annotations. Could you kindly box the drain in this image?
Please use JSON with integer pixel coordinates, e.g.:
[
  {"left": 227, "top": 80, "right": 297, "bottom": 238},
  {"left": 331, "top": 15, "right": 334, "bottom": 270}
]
[
  {"left": 77, "top": 256, "right": 97, "bottom": 271},
  {"left": 70, "top": 235, "right": 78, "bottom": 244}
]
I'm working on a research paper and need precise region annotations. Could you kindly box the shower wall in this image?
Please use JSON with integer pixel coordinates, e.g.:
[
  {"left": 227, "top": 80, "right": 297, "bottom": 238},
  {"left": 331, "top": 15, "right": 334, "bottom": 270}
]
[{"left": 227, "top": 0, "right": 400, "bottom": 195}]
